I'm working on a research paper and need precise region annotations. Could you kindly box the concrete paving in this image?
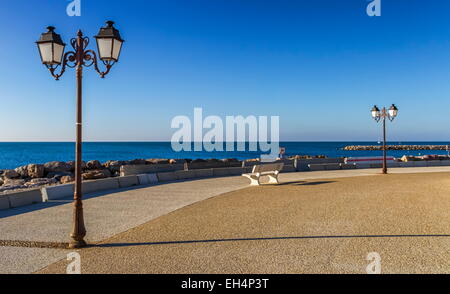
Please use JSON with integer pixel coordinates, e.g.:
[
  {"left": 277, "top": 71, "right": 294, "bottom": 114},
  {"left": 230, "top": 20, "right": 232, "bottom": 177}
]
[
  {"left": 1, "top": 166, "right": 450, "bottom": 273},
  {"left": 38, "top": 170, "right": 450, "bottom": 274}
]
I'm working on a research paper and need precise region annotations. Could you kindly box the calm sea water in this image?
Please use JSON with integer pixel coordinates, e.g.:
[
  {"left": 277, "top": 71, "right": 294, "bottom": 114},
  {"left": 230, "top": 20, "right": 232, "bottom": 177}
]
[{"left": 0, "top": 142, "right": 449, "bottom": 170}]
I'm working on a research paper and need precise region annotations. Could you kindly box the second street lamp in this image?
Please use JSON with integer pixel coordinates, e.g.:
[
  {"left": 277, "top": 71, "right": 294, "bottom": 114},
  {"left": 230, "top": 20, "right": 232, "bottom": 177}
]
[
  {"left": 371, "top": 104, "right": 399, "bottom": 174},
  {"left": 36, "top": 21, "right": 124, "bottom": 249}
]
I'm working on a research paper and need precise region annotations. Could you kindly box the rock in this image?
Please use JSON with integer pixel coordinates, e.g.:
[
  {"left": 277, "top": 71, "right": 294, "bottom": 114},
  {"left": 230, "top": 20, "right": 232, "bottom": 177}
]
[
  {"left": 145, "top": 159, "right": 169, "bottom": 165},
  {"left": 15, "top": 165, "right": 29, "bottom": 178},
  {"left": 2, "top": 178, "right": 26, "bottom": 187},
  {"left": 60, "top": 175, "right": 75, "bottom": 184},
  {"left": 44, "top": 161, "right": 72, "bottom": 174},
  {"left": 86, "top": 160, "right": 102, "bottom": 170},
  {"left": 401, "top": 155, "right": 420, "bottom": 162},
  {"left": 0, "top": 178, "right": 27, "bottom": 193},
  {"left": 169, "top": 159, "right": 187, "bottom": 164},
  {"left": 24, "top": 178, "right": 57, "bottom": 188},
  {"left": 222, "top": 158, "right": 239, "bottom": 163},
  {"left": 207, "top": 158, "right": 221, "bottom": 163},
  {"left": 67, "top": 161, "right": 87, "bottom": 171},
  {"left": 27, "top": 164, "right": 45, "bottom": 178},
  {"left": 82, "top": 169, "right": 111, "bottom": 180},
  {"left": 47, "top": 171, "right": 74, "bottom": 180},
  {"left": 3, "top": 169, "right": 20, "bottom": 179},
  {"left": 130, "top": 159, "right": 146, "bottom": 165},
  {"left": 245, "top": 158, "right": 260, "bottom": 163},
  {"left": 0, "top": 186, "right": 25, "bottom": 193},
  {"left": 191, "top": 159, "right": 207, "bottom": 163},
  {"left": 0, "top": 178, "right": 3, "bottom": 186},
  {"left": 104, "top": 160, "right": 129, "bottom": 173}
]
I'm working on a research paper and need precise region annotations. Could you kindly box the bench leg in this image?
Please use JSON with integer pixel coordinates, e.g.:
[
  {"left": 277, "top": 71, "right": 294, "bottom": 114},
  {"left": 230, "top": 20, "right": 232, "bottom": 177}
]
[
  {"left": 267, "top": 174, "right": 279, "bottom": 184},
  {"left": 249, "top": 176, "right": 260, "bottom": 186},
  {"left": 242, "top": 175, "right": 261, "bottom": 186}
]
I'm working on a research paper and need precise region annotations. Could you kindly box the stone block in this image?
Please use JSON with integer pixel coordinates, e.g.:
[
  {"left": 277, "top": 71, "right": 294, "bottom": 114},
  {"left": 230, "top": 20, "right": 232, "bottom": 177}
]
[
  {"left": 118, "top": 176, "right": 140, "bottom": 188},
  {"left": 7, "top": 189, "right": 43, "bottom": 208},
  {"left": 175, "top": 170, "right": 196, "bottom": 180},
  {"left": 41, "top": 184, "right": 74, "bottom": 201},
  {"left": 82, "top": 178, "right": 120, "bottom": 194},
  {"left": 308, "top": 164, "right": 326, "bottom": 171},
  {"left": 0, "top": 195, "right": 10, "bottom": 210},
  {"left": 157, "top": 172, "right": 178, "bottom": 182},
  {"left": 193, "top": 169, "right": 214, "bottom": 178}
]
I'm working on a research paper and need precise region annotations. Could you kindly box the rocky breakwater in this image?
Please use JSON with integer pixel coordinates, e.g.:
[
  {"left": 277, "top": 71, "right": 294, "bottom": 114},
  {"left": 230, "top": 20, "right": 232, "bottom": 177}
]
[{"left": 343, "top": 145, "right": 450, "bottom": 151}]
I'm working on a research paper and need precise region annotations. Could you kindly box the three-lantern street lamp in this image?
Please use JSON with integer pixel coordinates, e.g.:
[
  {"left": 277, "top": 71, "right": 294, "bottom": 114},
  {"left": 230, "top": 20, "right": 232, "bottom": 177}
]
[
  {"left": 371, "top": 104, "right": 399, "bottom": 174},
  {"left": 36, "top": 21, "right": 124, "bottom": 248}
]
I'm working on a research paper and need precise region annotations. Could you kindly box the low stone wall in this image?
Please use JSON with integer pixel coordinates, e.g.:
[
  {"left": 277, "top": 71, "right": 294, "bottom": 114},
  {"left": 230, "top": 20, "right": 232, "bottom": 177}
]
[
  {"left": 187, "top": 162, "right": 242, "bottom": 170},
  {"left": 120, "top": 164, "right": 185, "bottom": 176},
  {"left": 194, "top": 169, "right": 214, "bottom": 178},
  {"left": 398, "top": 160, "right": 450, "bottom": 168},
  {"left": 308, "top": 163, "right": 342, "bottom": 171},
  {"left": 295, "top": 158, "right": 345, "bottom": 171},
  {"left": 213, "top": 167, "right": 244, "bottom": 177}
]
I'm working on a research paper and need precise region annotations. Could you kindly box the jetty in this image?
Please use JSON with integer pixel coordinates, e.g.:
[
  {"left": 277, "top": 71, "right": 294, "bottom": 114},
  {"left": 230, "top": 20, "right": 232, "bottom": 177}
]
[{"left": 343, "top": 145, "right": 450, "bottom": 151}]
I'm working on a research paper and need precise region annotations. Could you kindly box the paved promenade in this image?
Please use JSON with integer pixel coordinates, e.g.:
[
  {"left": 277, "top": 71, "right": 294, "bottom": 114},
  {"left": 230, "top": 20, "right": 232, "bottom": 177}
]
[{"left": 1, "top": 166, "right": 450, "bottom": 273}]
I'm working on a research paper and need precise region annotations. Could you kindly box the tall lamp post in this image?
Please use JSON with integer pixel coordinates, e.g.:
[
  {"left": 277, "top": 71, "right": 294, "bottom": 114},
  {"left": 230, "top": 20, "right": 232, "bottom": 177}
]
[
  {"left": 36, "top": 21, "right": 124, "bottom": 248},
  {"left": 371, "top": 104, "right": 399, "bottom": 174}
]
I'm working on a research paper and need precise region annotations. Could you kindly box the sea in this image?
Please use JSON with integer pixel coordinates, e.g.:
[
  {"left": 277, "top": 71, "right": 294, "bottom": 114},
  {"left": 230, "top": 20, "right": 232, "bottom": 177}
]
[{"left": 0, "top": 141, "right": 449, "bottom": 170}]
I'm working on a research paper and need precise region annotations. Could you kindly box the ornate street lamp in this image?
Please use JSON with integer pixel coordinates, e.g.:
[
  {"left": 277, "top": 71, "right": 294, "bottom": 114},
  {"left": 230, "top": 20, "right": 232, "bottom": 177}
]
[
  {"left": 371, "top": 104, "right": 399, "bottom": 174},
  {"left": 36, "top": 21, "right": 124, "bottom": 248},
  {"left": 36, "top": 26, "right": 66, "bottom": 66}
]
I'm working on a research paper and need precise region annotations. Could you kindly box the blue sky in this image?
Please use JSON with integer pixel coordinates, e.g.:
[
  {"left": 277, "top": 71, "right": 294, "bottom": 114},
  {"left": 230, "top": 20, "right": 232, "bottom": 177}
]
[{"left": 1, "top": 0, "right": 450, "bottom": 142}]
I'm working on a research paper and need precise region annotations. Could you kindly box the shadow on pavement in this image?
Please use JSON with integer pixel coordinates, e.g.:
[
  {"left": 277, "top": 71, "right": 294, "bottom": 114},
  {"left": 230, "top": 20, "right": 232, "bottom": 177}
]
[
  {"left": 278, "top": 181, "right": 335, "bottom": 186},
  {"left": 95, "top": 234, "right": 450, "bottom": 248}
]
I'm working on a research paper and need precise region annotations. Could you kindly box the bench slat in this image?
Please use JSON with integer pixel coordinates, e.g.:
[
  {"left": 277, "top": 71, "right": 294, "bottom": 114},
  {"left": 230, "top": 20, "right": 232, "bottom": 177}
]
[{"left": 252, "top": 163, "right": 284, "bottom": 173}]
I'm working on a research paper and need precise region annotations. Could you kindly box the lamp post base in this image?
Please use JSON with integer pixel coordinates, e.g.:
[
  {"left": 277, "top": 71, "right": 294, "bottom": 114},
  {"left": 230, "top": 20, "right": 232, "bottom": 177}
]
[{"left": 68, "top": 239, "right": 87, "bottom": 249}]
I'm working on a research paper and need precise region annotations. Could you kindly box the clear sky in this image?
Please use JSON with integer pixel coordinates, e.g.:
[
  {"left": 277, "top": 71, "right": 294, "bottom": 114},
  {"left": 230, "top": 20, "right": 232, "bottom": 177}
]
[{"left": 1, "top": 0, "right": 450, "bottom": 142}]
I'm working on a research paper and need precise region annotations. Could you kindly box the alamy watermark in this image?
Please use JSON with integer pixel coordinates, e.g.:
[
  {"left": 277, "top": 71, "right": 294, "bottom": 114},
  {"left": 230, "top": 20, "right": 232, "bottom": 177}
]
[
  {"left": 66, "top": 252, "right": 81, "bottom": 274},
  {"left": 171, "top": 108, "right": 280, "bottom": 161},
  {"left": 67, "top": 0, "right": 81, "bottom": 17},
  {"left": 367, "top": 0, "right": 381, "bottom": 17},
  {"left": 366, "top": 252, "right": 382, "bottom": 274},
  {"left": 66, "top": 1, "right": 379, "bottom": 18}
]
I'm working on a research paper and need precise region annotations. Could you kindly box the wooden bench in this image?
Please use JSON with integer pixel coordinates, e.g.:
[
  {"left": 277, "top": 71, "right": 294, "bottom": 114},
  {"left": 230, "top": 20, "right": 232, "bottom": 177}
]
[{"left": 242, "top": 163, "right": 284, "bottom": 186}]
